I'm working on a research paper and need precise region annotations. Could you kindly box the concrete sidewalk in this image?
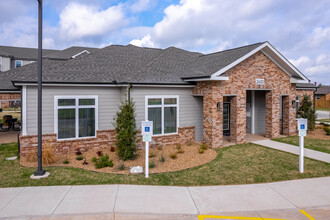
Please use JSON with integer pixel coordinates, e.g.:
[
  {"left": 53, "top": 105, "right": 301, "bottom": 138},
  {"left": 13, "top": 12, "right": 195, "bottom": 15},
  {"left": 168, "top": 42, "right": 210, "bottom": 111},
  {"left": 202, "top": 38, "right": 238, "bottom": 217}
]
[
  {"left": 253, "top": 139, "right": 330, "bottom": 163},
  {"left": 0, "top": 177, "right": 329, "bottom": 219}
]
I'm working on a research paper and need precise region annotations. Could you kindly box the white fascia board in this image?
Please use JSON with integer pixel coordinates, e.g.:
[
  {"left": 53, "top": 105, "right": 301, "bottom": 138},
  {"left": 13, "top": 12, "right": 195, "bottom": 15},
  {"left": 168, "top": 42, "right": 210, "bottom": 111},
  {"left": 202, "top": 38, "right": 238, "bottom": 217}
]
[
  {"left": 71, "top": 50, "right": 90, "bottom": 59},
  {"left": 184, "top": 76, "right": 228, "bottom": 82},
  {"left": 210, "top": 43, "right": 268, "bottom": 78},
  {"left": 290, "top": 78, "right": 309, "bottom": 84},
  {"left": 13, "top": 83, "right": 128, "bottom": 87}
]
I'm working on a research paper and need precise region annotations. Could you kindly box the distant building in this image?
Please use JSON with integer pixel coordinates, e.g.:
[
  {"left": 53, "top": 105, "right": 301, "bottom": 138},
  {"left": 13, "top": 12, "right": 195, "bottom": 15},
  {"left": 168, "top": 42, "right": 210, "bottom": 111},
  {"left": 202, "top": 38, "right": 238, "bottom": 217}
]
[{"left": 315, "top": 86, "right": 330, "bottom": 109}]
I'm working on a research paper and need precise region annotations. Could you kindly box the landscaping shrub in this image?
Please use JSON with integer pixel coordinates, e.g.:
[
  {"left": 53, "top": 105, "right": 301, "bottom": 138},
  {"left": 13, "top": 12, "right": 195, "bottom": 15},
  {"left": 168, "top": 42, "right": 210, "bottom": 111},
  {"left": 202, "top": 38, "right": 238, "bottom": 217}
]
[
  {"left": 26, "top": 146, "right": 56, "bottom": 165},
  {"left": 118, "top": 163, "right": 125, "bottom": 170},
  {"left": 149, "top": 152, "right": 156, "bottom": 158},
  {"left": 91, "top": 157, "right": 97, "bottom": 162},
  {"left": 199, "top": 148, "right": 205, "bottom": 154},
  {"left": 96, "top": 151, "right": 103, "bottom": 156},
  {"left": 170, "top": 153, "right": 177, "bottom": 159},
  {"left": 176, "top": 143, "right": 182, "bottom": 150},
  {"left": 160, "top": 155, "right": 165, "bottom": 163},
  {"left": 200, "top": 143, "right": 209, "bottom": 150},
  {"left": 76, "top": 155, "right": 84, "bottom": 161},
  {"left": 324, "top": 127, "right": 330, "bottom": 136},
  {"left": 177, "top": 149, "right": 185, "bottom": 154},
  {"left": 186, "top": 140, "right": 194, "bottom": 146},
  {"left": 75, "top": 148, "right": 82, "bottom": 155},
  {"left": 156, "top": 145, "right": 163, "bottom": 151},
  {"left": 149, "top": 160, "right": 156, "bottom": 168},
  {"left": 297, "top": 95, "right": 316, "bottom": 130},
  {"left": 82, "top": 158, "right": 89, "bottom": 165},
  {"left": 93, "top": 154, "right": 114, "bottom": 169},
  {"left": 62, "top": 159, "right": 69, "bottom": 164},
  {"left": 114, "top": 99, "right": 138, "bottom": 160}
]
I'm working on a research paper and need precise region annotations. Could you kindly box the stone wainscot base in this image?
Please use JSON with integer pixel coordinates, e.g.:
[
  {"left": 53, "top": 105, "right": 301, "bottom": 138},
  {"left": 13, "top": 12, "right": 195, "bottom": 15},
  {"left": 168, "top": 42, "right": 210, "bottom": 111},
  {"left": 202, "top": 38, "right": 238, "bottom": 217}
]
[{"left": 19, "top": 126, "right": 195, "bottom": 158}]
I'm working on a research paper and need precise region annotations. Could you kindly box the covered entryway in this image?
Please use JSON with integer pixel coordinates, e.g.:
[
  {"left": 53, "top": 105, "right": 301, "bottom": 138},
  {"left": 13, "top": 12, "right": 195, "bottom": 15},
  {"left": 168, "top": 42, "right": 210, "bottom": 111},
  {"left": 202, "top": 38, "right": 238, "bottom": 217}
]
[{"left": 246, "top": 90, "right": 267, "bottom": 136}]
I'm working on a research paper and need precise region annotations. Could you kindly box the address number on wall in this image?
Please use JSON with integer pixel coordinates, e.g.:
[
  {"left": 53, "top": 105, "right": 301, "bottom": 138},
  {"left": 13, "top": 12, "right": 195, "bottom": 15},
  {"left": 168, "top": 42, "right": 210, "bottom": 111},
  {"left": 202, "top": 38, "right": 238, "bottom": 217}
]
[{"left": 256, "top": 79, "right": 264, "bottom": 85}]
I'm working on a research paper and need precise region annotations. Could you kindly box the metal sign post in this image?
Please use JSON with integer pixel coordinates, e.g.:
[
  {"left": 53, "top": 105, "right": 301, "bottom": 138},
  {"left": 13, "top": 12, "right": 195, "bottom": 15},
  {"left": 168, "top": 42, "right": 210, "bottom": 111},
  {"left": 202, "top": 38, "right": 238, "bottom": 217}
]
[
  {"left": 142, "top": 120, "right": 153, "bottom": 178},
  {"left": 297, "top": 118, "right": 307, "bottom": 173}
]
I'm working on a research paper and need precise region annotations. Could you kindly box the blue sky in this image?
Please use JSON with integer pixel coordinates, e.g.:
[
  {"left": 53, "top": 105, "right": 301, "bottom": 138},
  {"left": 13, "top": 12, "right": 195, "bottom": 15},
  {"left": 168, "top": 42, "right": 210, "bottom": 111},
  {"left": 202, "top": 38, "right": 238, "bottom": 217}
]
[{"left": 0, "top": 0, "right": 329, "bottom": 84}]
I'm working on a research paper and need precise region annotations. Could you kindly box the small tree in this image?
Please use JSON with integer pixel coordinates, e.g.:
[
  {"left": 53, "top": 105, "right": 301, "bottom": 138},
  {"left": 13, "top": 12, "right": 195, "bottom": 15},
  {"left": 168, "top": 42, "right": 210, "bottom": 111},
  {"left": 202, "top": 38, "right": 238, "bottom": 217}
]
[
  {"left": 114, "top": 99, "right": 138, "bottom": 160},
  {"left": 297, "top": 95, "right": 316, "bottom": 130}
]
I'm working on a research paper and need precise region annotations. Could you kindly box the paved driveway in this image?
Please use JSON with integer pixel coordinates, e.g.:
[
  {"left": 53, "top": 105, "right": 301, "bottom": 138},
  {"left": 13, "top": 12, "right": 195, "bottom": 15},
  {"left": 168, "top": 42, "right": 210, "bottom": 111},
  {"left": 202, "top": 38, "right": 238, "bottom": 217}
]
[{"left": 317, "top": 110, "right": 330, "bottom": 119}]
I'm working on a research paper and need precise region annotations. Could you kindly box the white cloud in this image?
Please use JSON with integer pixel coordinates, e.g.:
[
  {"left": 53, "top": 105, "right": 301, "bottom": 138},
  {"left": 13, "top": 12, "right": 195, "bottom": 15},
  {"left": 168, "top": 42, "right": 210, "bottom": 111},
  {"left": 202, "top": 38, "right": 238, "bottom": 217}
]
[
  {"left": 59, "top": 2, "right": 126, "bottom": 40},
  {"left": 130, "top": 34, "right": 155, "bottom": 47},
  {"left": 130, "top": 0, "right": 152, "bottom": 12}
]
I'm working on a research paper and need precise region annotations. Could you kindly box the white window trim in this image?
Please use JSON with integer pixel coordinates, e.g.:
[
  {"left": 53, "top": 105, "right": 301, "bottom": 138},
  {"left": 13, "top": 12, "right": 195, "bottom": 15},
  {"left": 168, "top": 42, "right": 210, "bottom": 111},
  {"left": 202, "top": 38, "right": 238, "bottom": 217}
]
[
  {"left": 15, "top": 60, "right": 22, "bottom": 68},
  {"left": 0, "top": 56, "right": 2, "bottom": 71},
  {"left": 54, "top": 95, "right": 98, "bottom": 141},
  {"left": 145, "top": 95, "right": 179, "bottom": 136}
]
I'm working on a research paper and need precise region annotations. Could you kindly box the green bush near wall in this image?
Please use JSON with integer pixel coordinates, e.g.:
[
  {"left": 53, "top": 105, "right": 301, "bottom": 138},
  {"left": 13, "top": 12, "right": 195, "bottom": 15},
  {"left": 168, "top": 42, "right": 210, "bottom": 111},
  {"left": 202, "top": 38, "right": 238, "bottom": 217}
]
[{"left": 114, "top": 98, "right": 138, "bottom": 161}]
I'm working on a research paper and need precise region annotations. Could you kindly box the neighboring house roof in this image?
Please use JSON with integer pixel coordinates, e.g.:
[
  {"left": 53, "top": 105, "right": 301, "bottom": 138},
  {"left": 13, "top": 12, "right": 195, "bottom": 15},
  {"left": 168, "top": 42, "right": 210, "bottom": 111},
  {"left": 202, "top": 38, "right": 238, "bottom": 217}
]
[
  {"left": 43, "top": 46, "right": 100, "bottom": 60},
  {"left": 0, "top": 42, "right": 310, "bottom": 87},
  {"left": 0, "top": 45, "right": 58, "bottom": 60},
  {"left": 315, "top": 86, "right": 330, "bottom": 95}
]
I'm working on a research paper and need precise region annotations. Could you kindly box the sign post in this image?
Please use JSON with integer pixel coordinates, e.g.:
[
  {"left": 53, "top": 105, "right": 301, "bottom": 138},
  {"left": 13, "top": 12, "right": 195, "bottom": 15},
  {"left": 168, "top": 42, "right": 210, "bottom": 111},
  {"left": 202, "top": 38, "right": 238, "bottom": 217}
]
[
  {"left": 297, "top": 118, "right": 307, "bottom": 173},
  {"left": 142, "top": 120, "right": 153, "bottom": 178}
]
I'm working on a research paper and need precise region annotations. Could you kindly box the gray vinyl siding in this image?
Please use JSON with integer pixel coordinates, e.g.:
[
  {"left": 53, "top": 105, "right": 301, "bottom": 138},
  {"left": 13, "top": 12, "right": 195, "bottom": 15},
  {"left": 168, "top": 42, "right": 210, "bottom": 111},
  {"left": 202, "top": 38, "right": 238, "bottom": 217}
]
[
  {"left": 1, "top": 57, "right": 11, "bottom": 71},
  {"left": 130, "top": 87, "right": 203, "bottom": 141},
  {"left": 26, "top": 86, "right": 121, "bottom": 135},
  {"left": 254, "top": 91, "right": 266, "bottom": 134}
]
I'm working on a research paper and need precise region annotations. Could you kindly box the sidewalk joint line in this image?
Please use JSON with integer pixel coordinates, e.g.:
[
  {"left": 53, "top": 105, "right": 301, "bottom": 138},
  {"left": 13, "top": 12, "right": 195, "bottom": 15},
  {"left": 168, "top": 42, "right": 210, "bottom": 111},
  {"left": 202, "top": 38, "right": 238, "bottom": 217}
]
[
  {"left": 265, "top": 184, "right": 298, "bottom": 209},
  {"left": 0, "top": 187, "right": 26, "bottom": 212},
  {"left": 187, "top": 187, "right": 201, "bottom": 215},
  {"left": 112, "top": 184, "right": 120, "bottom": 215},
  {"left": 51, "top": 186, "right": 72, "bottom": 215}
]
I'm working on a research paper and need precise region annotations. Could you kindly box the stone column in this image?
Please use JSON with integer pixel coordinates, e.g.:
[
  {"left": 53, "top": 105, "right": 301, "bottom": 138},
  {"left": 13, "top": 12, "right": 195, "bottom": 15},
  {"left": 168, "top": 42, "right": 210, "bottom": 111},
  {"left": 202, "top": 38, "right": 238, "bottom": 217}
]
[
  {"left": 282, "top": 96, "right": 290, "bottom": 135},
  {"left": 202, "top": 82, "right": 223, "bottom": 148},
  {"left": 265, "top": 91, "right": 281, "bottom": 138},
  {"left": 230, "top": 92, "right": 247, "bottom": 144}
]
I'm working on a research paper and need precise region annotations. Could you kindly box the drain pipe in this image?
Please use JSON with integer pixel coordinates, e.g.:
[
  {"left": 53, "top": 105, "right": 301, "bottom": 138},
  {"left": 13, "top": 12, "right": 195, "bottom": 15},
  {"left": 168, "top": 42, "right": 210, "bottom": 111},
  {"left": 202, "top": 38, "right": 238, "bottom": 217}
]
[
  {"left": 128, "top": 84, "right": 133, "bottom": 103},
  {"left": 17, "top": 131, "right": 21, "bottom": 155}
]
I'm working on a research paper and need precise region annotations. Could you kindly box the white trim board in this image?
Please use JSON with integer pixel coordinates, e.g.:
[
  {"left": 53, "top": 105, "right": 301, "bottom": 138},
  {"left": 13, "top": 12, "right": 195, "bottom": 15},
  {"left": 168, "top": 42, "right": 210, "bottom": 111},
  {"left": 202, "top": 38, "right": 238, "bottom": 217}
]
[{"left": 22, "top": 86, "right": 27, "bottom": 136}]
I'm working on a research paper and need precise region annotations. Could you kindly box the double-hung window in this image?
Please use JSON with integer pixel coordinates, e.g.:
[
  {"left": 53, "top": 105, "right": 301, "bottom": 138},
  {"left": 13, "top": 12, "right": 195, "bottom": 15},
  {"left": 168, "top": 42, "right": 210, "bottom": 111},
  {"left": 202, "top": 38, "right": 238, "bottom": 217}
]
[
  {"left": 15, "top": 60, "right": 22, "bottom": 68},
  {"left": 145, "top": 96, "right": 179, "bottom": 135},
  {"left": 55, "top": 96, "right": 98, "bottom": 140}
]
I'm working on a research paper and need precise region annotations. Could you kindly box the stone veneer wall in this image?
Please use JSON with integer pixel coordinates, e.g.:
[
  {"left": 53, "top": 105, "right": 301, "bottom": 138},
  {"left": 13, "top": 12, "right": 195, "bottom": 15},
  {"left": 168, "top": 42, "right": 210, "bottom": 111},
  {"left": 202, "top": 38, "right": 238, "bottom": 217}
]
[
  {"left": 296, "top": 89, "right": 314, "bottom": 104},
  {"left": 0, "top": 93, "right": 21, "bottom": 108},
  {"left": 19, "top": 126, "right": 195, "bottom": 157},
  {"left": 193, "top": 51, "right": 297, "bottom": 148}
]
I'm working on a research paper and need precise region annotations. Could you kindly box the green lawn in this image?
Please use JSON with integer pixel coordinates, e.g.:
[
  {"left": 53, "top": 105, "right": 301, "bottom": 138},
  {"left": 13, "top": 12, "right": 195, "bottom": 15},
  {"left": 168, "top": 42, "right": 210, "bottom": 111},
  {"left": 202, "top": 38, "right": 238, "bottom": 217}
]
[
  {"left": 0, "top": 142, "right": 329, "bottom": 188},
  {"left": 273, "top": 136, "right": 330, "bottom": 154},
  {"left": 317, "top": 108, "right": 330, "bottom": 111},
  {"left": 317, "top": 119, "right": 330, "bottom": 123}
]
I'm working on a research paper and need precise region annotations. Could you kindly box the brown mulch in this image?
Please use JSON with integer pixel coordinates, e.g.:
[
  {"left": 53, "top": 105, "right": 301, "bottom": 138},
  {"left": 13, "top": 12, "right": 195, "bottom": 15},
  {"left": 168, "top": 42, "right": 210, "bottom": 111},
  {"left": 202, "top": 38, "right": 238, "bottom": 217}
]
[
  {"left": 307, "top": 127, "right": 330, "bottom": 140},
  {"left": 20, "top": 143, "right": 217, "bottom": 174}
]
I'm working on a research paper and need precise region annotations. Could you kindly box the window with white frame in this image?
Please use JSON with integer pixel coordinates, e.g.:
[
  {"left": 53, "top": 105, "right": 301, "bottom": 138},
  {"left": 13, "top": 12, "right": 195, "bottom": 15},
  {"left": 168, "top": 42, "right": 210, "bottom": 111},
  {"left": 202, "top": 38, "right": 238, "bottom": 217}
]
[
  {"left": 146, "top": 96, "right": 179, "bottom": 135},
  {"left": 15, "top": 60, "right": 22, "bottom": 68},
  {"left": 55, "top": 96, "right": 98, "bottom": 140}
]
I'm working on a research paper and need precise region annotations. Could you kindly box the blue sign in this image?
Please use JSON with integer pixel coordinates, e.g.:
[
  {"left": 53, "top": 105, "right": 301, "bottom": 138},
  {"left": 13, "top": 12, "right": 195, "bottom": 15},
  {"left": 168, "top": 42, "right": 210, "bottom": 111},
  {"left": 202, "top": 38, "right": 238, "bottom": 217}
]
[
  {"left": 145, "top": 127, "right": 150, "bottom": 132},
  {"left": 300, "top": 124, "right": 305, "bottom": 130}
]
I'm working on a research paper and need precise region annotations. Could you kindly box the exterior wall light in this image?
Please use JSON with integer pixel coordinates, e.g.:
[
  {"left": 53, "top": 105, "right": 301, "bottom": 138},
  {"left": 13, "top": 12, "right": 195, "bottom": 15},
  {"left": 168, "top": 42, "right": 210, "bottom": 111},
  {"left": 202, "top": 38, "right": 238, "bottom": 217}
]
[{"left": 217, "top": 102, "right": 221, "bottom": 112}]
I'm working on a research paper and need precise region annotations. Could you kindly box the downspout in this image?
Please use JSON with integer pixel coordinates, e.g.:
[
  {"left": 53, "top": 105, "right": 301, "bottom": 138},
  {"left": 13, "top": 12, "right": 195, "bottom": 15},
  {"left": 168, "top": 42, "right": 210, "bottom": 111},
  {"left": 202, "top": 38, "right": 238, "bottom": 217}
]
[{"left": 128, "top": 84, "right": 133, "bottom": 103}]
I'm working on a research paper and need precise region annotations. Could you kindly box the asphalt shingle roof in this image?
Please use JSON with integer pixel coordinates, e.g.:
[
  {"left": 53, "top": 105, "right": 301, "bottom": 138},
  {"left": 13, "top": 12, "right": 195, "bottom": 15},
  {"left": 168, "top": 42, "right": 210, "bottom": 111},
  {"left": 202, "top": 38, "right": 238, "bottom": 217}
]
[
  {"left": 43, "top": 46, "right": 100, "bottom": 60},
  {"left": 296, "top": 83, "right": 317, "bottom": 89},
  {"left": 315, "top": 86, "right": 330, "bottom": 95},
  {"left": 1, "top": 41, "right": 307, "bottom": 87},
  {"left": 0, "top": 45, "right": 58, "bottom": 60}
]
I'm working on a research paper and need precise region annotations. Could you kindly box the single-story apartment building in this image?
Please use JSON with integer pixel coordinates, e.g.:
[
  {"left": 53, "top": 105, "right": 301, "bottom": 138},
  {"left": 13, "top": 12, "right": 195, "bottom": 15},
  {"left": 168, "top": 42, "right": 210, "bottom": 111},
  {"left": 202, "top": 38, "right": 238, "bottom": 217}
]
[{"left": 0, "top": 41, "right": 315, "bottom": 156}]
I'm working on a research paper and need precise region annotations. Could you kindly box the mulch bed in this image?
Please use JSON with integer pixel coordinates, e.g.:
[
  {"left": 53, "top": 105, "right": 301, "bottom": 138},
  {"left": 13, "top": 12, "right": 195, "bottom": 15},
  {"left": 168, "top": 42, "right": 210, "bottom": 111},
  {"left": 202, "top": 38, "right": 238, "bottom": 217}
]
[
  {"left": 308, "top": 125, "right": 330, "bottom": 140},
  {"left": 21, "top": 143, "right": 217, "bottom": 174}
]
